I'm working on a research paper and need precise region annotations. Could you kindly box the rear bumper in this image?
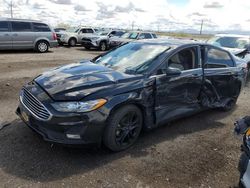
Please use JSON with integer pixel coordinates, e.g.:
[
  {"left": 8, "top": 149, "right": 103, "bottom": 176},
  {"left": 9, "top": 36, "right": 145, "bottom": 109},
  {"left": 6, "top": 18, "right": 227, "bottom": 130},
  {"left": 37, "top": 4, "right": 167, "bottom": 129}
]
[{"left": 49, "top": 40, "right": 58, "bottom": 48}]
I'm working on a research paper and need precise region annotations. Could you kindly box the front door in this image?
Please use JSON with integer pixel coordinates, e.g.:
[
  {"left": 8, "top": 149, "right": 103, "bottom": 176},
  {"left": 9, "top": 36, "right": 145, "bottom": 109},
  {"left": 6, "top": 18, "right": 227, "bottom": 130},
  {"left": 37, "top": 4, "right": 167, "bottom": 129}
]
[
  {"left": 0, "top": 21, "right": 12, "bottom": 50},
  {"left": 155, "top": 46, "right": 203, "bottom": 124}
]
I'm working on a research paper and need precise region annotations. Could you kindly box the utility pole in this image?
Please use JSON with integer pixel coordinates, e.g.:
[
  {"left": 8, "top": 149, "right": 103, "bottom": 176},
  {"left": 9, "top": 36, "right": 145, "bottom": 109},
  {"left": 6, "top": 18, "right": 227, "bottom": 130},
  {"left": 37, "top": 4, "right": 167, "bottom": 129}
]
[
  {"left": 5, "top": 0, "right": 14, "bottom": 18},
  {"left": 10, "top": 0, "right": 13, "bottom": 18},
  {"left": 200, "top": 19, "right": 204, "bottom": 35},
  {"left": 131, "top": 21, "right": 135, "bottom": 31}
]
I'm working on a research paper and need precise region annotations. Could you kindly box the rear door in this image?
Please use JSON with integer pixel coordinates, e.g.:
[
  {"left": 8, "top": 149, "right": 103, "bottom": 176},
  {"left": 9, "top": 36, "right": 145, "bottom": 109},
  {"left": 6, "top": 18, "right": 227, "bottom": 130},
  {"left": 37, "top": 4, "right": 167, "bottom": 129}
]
[
  {"left": 202, "top": 45, "right": 241, "bottom": 104},
  {"left": 0, "top": 21, "right": 12, "bottom": 50},
  {"left": 10, "top": 21, "right": 34, "bottom": 49},
  {"left": 32, "top": 22, "right": 52, "bottom": 42}
]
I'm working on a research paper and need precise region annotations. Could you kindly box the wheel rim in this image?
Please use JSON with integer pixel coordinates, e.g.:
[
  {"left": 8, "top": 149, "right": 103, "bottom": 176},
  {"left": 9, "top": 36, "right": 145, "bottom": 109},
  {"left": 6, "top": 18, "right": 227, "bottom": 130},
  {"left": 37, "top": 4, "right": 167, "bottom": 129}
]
[
  {"left": 38, "top": 42, "right": 47, "bottom": 52},
  {"left": 101, "top": 43, "right": 106, "bottom": 51},
  {"left": 115, "top": 111, "right": 141, "bottom": 146},
  {"left": 70, "top": 39, "right": 76, "bottom": 46}
]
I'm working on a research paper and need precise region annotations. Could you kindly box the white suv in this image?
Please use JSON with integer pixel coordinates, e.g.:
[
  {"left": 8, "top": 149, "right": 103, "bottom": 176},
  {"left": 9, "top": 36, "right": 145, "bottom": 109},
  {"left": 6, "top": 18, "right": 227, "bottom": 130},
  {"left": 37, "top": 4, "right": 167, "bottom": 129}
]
[{"left": 57, "top": 27, "right": 97, "bottom": 47}]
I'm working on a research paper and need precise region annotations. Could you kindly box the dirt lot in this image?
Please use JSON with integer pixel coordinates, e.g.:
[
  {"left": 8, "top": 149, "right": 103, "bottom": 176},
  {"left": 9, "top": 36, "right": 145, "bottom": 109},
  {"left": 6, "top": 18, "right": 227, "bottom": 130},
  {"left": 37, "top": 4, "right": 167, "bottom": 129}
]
[{"left": 0, "top": 46, "right": 249, "bottom": 188}]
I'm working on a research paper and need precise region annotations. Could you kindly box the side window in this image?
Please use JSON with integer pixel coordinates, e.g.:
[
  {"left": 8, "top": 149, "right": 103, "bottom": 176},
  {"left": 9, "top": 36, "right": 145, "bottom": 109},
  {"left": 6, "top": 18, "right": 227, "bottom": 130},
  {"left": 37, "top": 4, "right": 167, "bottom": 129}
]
[
  {"left": 110, "top": 31, "right": 116, "bottom": 35},
  {"left": 116, "top": 31, "right": 125, "bottom": 37},
  {"left": 144, "top": 33, "right": 153, "bottom": 39},
  {"left": 138, "top": 33, "right": 146, "bottom": 39},
  {"left": 0, "top": 21, "right": 9, "bottom": 32},
  {"left": 86, "top": 29, "right": 94, "bottom": 33},
  {"left": 152, "top": 33, "right": 157, "bottom": 38},
  {"left": 168, "top": 47, "right": 197, "bottom": 71},
  {"left": 11, "top": 21, "right": 32, "bottom": 32},
  {"left": 33, "top": 23, "right": 51, "bottom": 32},
  {"left": 205, "top": 48, "right": 234, "bottom": 68},
  {"left": 79, "top": 29, "right": 87, "bottom": 33},
  {"left": 139, "top": 33, "right": 152, "bottom": 39}
]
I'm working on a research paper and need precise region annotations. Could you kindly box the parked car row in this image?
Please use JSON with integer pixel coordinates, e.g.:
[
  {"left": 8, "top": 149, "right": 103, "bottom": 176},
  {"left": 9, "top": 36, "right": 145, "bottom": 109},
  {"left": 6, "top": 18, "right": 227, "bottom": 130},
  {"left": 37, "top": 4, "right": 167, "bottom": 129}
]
[{"left": 56, "top": 26, "right": 158, "bottom": 51}]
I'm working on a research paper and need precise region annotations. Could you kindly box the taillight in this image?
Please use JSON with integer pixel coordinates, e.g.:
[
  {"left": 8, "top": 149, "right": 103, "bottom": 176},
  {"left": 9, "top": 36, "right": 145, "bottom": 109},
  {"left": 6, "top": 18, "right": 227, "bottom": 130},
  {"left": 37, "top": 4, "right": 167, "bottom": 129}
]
[{"left": 52, "top": 32, "right": 57, "bottom": 40}]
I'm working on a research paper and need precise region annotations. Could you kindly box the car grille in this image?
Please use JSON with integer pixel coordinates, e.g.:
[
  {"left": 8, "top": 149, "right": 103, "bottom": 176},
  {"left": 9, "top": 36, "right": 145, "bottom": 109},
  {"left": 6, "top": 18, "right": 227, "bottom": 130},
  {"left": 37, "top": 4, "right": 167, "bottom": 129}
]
[{"left": 20, "top": 88, "right": 51, "bottom": 121}]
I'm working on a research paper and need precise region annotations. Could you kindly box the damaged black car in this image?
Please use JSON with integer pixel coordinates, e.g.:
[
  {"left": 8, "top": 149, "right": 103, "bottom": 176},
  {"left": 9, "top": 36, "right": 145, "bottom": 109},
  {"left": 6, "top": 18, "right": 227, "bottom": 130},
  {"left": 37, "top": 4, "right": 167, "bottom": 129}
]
[{"left": 16, "top": 39, "right": 245, "bottom": 151}]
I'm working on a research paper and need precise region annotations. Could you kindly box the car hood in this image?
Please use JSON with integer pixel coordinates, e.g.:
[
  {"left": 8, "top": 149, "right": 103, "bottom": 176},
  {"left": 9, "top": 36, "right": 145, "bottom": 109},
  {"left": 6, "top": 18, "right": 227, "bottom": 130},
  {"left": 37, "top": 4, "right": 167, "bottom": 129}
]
[
  {"left": 111, "top": 38, "right": 134, "bottom": 43},
  {"left": 34, "top": 61, "right": 139, "bottom": 101},
  {"left": 83, "top": 34, "right": 107, "bottom": 39},
  {"left": 222, "top": 47, "right": 247, "bottom": 55}
]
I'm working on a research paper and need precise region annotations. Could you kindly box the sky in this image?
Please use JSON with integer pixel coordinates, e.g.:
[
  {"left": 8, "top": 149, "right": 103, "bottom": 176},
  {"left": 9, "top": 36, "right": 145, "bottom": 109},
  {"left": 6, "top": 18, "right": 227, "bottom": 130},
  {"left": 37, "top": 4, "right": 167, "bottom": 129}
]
[{"left": 0, "top": 0, "right": 250, "bottom": 33}]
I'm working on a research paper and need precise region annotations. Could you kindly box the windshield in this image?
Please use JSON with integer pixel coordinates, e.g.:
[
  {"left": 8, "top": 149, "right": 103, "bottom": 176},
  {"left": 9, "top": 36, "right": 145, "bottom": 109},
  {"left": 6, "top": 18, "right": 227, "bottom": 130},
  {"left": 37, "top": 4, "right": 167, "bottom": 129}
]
[
  {"left": 208, "top": 36, "right": 250, "bottom": 49},
  {"left": 97, "top": 31, "right": 109, "bottom": 36},
  {"left": 121, "top": 32, "right": 139, "bottom": 39},
  {"left": 94, "top": 43, "right": 170, "bottom": 74},
  {"left": 66, "top": 27, "right": 79, "bottom": 33}
]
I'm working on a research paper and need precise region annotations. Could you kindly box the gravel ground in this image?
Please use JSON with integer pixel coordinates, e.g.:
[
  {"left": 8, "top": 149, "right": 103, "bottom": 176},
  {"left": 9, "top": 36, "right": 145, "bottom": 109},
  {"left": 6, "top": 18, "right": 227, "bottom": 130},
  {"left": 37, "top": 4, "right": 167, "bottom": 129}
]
[{"left": 0, "top": 46, "right": 249, "bottom": 188}]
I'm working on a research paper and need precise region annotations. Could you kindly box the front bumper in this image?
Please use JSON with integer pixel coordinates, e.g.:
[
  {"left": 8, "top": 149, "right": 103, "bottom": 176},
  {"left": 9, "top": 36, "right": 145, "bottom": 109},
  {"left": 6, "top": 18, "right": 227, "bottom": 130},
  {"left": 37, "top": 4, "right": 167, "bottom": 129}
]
[
  {"left": 16, "top": 85, "right": 108, "bottom": 145},
  {"left": 109, "top": 41, "right": 121, "bottom": 48},
  {"left": 82, "top": 39, "right": 99, "bottom": 48}
]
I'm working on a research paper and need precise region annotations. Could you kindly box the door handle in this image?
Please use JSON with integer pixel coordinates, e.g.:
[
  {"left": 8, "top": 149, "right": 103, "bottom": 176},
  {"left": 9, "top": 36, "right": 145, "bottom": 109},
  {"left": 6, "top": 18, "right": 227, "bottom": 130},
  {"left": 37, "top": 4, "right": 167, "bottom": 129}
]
[
  {"left": 191, "top": 73, "right": 199, "bottom": 77},
  {"left": 4, "top": 34, "right": 9, "bottom": 36},
  {"left": 13, "top": 34, "right": 18, "bottom": 37}
]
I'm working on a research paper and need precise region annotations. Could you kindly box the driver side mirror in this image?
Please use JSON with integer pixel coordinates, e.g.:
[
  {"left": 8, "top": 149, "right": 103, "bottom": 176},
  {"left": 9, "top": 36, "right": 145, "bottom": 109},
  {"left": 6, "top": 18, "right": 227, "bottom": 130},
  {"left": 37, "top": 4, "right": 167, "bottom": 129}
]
[
  {"left": 165, "top": 67, "right": 181, "bottom": 76},
  {"left": 245, "top": 44, "right": 250, "bottom": 52}
]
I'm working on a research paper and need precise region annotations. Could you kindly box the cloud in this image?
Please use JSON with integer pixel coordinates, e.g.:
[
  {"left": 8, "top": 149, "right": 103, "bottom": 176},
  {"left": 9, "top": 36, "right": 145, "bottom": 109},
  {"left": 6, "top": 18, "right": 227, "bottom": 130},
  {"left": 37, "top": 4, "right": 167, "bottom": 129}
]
[
  {"left": 49, "top": 0, "right": 72, "bottom": 5},
  {"left": 114, "top": 2, "right": 145, "bottom": 13},
  {"left": 33, "top": 3, "right": 46, "bottom": 9},
  {"left": 95, "top": 2, "right": 115, "bottom": 20},
  {"left": 188, "top": 12, "right": 206, "bottom": 17},
  {"left": 203, "top": 2, "right": 224, "bottom": 8},
  {"left": 74, "top": 5, "right": 91, "bottom": 12}
]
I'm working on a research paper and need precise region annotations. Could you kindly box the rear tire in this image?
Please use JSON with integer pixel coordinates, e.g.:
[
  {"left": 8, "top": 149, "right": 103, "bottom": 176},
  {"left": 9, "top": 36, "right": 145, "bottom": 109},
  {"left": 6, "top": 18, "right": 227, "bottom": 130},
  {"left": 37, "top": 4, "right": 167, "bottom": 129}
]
[
  {"left": 221, "top": 99, "right": 236, "bottom": 111},
  {"left": 103, "top": 105, "right": 143, "bottom": 152},
  {"left": 68, "top": 38, "right": 77, "bottom": 47},
  {"left": 35, "top": 41, "right": 49, "bottom": 53}
]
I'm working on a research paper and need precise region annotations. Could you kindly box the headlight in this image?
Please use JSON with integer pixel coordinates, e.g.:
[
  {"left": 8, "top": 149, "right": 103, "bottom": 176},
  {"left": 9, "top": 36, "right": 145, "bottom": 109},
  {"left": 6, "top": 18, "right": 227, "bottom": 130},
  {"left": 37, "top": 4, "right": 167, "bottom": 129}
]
[{"left": 51, "top": 99, "right": 107, "bottom": 112}]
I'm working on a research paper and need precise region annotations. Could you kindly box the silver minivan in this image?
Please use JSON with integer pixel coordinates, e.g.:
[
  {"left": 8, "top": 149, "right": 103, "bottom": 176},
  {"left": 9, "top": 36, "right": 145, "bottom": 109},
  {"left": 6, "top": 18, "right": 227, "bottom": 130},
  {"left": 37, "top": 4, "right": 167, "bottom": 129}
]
[{"left": 0, "top": 18, "right": 58, "bottom": 53}]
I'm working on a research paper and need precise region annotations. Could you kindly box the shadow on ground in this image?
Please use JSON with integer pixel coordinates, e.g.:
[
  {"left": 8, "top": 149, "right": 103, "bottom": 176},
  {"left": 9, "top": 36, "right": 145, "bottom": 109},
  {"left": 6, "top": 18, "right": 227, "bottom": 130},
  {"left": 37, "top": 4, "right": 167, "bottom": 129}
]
[
  {"left": 0, "top": 107, "right": 234, "bottom": 183},
  {"left": 0, "top": 49, "right": 54, "bottom": 54}
]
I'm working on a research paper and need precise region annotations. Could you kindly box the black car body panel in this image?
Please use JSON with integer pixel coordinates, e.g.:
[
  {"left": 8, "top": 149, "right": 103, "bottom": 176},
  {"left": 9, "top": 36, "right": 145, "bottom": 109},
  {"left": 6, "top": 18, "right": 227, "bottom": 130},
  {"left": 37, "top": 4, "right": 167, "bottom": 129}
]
[{"left": 16, "top": 39, "right": 245, "bottom": 146}]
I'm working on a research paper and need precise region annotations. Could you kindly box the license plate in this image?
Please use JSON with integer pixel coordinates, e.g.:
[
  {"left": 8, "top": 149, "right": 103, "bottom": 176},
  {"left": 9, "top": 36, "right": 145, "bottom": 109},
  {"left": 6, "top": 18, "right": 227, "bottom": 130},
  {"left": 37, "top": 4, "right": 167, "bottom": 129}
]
[{"left": 21, "top": 111, "right": 29, "bottom": 122}]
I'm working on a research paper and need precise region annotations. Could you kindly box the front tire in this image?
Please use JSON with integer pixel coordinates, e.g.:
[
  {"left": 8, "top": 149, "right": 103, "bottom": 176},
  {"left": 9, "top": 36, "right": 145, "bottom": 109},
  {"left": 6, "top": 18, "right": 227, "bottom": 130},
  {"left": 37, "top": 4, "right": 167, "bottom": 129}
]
[
  {"left": 35, "top": 41, "right": 49, "bottom": 53},
  {"left": 99, "top": 41, "right": 107, "bottom": 51},
  {"left": 103, "top": 105, "right": 143, "bottom": 152},
  {"left": 68, "top": 38, "right": 77, "bottom": 47},
  {"left": 221, "top": 99, "right": 236, "bottom": 112}
]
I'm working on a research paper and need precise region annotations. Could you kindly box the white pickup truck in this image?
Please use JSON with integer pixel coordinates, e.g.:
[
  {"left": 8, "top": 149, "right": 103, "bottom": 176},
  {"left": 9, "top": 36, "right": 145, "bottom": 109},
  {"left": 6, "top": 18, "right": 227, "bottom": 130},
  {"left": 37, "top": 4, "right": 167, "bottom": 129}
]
[{"left": 56, "top": 27, "right": 97, "bottom": 46}]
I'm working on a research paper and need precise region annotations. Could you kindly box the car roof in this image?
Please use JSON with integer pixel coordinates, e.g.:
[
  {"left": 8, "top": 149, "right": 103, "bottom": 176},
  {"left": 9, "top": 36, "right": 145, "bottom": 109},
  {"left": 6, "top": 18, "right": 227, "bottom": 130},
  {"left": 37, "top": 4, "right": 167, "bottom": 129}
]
[
  {"left": 133, "top": 38, "right": 201, "bottom": 48},
  {"left": 0, "top": 18, "right": 45, "bottom": 23},
  {"left": 128, "top": 31, "right": 156, "bottom": 34},
  {"left": 215, "top": 34, "right": 250, "bottom": 38}
]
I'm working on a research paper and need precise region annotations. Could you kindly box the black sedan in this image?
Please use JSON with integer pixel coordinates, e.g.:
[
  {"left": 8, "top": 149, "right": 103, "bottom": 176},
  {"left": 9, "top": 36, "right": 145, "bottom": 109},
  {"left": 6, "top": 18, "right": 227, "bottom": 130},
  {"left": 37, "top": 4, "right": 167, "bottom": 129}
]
[{"left": 16, "top": 39, "right": 245, "bottom": 151}]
